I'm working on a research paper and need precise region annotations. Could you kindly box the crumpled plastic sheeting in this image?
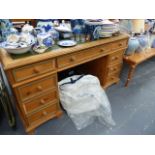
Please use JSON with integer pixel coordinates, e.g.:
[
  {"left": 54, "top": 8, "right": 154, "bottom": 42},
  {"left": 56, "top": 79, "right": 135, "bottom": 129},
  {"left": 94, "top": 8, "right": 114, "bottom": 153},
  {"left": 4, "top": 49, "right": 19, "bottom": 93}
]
[{"left": 58, "top": 75, "right": 115, "bottom": 130}]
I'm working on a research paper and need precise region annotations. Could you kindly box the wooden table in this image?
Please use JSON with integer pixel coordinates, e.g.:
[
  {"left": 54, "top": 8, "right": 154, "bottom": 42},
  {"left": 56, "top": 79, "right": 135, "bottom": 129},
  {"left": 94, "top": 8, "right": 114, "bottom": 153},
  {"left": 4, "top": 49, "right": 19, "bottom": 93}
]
[
  {"left": 123, "top": 48, "right": 155, "bottom": 87},
  {"left": 0, "top": 34, "right": 128, "bottom": 134}
]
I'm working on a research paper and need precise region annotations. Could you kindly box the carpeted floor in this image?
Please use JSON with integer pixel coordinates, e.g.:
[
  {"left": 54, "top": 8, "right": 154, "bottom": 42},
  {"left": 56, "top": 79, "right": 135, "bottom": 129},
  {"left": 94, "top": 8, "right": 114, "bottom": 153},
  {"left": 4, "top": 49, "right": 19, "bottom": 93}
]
[{"left": 1, "top": 57, "right": 155, "bottom": 135}]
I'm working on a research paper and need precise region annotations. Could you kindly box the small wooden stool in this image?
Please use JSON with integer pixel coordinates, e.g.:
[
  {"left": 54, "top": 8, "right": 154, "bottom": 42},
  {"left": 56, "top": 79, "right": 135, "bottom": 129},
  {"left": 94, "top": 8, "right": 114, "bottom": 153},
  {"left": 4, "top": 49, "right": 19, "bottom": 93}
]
[{"left": 123, "top": 48, "right": 155, "bottom": 87}]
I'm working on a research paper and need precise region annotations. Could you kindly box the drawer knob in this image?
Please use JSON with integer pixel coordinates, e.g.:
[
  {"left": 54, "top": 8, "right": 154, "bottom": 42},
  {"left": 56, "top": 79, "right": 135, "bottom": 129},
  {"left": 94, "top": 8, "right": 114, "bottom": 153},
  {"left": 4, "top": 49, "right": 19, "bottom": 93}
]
[
  {"left": 40, "top": 99, "right": 45, "bottom": 105},
  {"left": 119, "top": 43, "right": 123, "bottom": 46},
  {"left": 42, "top": 111, "right": 48, "bottom": 116},
  {"left": 112, "top": 56, "right": 119, "bottom": 60},
  {"left": 33, "top": 67, "right": 40, "bottom": 73},
  {"left": 69, "top": 56, "right": 76, "bottom": 62},
  {"left": 111, "top": 77, "right": 115, "bottom": 80},
  {"left": 110, "top": 68, "right": 116, "bottom": 71},
  {"left": 26, "top": 91, "right": 31, "bottom": 96},
  {"left": 37, "top": 86, "right": 43, "bottom": 91},
  {"left": 100, "top": 49, "right": 105, "bottom": 52}
]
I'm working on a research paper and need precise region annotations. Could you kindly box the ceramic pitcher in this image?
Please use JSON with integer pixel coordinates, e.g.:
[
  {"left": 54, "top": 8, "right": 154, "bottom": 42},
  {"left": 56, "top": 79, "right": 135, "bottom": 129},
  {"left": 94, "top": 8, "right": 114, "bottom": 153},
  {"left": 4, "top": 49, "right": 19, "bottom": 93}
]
[{"left": 125, "top": 37, "right": 139, "bottom": 55}]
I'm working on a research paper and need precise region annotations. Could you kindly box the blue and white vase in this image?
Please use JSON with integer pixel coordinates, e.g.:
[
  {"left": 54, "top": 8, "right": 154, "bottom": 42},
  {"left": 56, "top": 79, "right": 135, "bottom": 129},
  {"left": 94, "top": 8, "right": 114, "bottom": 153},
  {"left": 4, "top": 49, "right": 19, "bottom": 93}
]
[
  {"left": 125, "top": 37, "right": 139, "bottom": 55},
  {"left": 0, "top": 19, "right": 13, "bottom": 42},
  {"left": 149, "top": 33, "right": 155, "bottom": 48},
  {"left": 37, "top": 19, "right": 53, "bottom": 32},
  {"left": 136, "top": 35, "right": 148, "bottom": 52}
]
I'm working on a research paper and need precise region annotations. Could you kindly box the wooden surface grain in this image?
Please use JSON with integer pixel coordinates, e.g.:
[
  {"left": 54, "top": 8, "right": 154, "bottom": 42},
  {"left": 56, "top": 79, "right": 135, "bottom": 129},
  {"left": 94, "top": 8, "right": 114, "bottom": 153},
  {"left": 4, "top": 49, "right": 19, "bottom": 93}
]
[{"left": 0, "top": 34, "right": 129, "bottom": 70}]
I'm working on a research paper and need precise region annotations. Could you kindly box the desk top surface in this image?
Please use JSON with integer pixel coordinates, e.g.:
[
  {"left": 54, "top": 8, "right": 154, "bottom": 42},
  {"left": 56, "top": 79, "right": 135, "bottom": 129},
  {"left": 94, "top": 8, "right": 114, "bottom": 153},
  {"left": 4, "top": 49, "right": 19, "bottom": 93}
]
[{"left": 0, "top": 34, "right": 128, "bottom": 70}]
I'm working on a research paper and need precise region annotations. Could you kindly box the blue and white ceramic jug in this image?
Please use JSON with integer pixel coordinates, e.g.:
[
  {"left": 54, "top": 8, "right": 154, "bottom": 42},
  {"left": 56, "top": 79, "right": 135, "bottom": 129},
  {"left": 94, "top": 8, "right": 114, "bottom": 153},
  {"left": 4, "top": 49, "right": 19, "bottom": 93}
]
[{"left": 125, "top": 37, "right": 139, "bottom": 55}]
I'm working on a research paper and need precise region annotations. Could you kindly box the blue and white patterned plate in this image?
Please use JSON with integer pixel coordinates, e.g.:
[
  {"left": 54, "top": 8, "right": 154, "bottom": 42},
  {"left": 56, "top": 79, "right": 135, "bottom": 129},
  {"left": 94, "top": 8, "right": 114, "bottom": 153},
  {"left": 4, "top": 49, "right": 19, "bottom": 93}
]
[{"left": 58, "top": 40, "right": 77, "bottom": 47}]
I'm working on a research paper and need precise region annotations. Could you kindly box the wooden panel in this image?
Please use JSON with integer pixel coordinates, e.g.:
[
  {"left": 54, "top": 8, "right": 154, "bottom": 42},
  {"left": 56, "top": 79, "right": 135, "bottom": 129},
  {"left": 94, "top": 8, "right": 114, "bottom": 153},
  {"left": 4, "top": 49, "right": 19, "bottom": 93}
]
[
  {"left": 107, "top": 63, "right": 122, "bottom": 76},
  {"left": 12, "top": 59, "right": 56, "bottom": 82},
  {"left": 23, "top": 90, "right": 58, "bottom": 115},
  {"left": 17, "top": 75, "right": 57, "bottom": 102},
  {"left": 107, "top": 50, "right": 124, "bottom": 66},
  {"left": 106, "top": 71, "right": 120, "bottom": 82},
  {"left": 57, "top": 44, "right": 111, "bottom": 69},
  {"left": 111, "top": 39, "right": 128, "bottom": 50},
  {"left": 103, "top": 71, "right": 120, "bottom": 88},
  {"left": 27, "top": 104, "right": 58, "bottom": 125}
]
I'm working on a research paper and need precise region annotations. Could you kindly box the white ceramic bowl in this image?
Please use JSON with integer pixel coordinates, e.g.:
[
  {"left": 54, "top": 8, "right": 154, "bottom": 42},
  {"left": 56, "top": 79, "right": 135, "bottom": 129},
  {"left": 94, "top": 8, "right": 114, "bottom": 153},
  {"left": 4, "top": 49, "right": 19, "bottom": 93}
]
[{"left": 4, "top": 44, "right": 33, "bottom": 54}]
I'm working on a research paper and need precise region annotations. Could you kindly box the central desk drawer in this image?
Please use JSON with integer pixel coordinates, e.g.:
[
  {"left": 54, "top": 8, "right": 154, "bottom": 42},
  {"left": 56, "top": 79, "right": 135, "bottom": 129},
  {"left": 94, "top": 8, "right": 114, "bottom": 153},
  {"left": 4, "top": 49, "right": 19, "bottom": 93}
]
[
  {"left": 23, "top": 90, "right": 58, "bottom": 115},
  {"left": 111, "top": 39, "right": 128, "bottom": 50},
  {"left": 17, "top": 75, "right": 57, "bottom": 102},
  {"left": 12, "top": 59, "right": 56, "bottom": 82},
  {"left": 57, "top": 44, "right": 111, "bottom": 69}
]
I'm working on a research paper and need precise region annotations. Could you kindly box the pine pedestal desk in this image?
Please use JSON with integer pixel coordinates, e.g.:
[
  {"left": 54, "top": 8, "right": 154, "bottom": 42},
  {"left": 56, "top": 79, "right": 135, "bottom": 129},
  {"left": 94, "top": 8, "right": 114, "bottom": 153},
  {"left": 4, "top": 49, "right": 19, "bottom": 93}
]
[{"left": 0, "top": 34, "right": 129, "bottom": 134}]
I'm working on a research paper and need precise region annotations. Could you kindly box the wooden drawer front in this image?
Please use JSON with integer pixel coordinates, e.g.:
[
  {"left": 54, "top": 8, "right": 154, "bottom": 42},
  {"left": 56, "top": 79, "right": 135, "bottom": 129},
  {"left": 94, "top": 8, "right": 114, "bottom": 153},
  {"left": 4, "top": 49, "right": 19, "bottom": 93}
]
[
  {"left": 111, "top": 39, "right": 128, "bottom": 50},
  {"left": 106, "top": 72, "right": 120, "bottom": 82},
  {"left": 27, "top": 104, "right": 58, "bottom": 125},
  {"left": 107, "top": 63, "right": 122, "bottom": 76},
  {"left": 57, "top": 44, "right": 111, "bottom": 69},
  {"left": 17, "top": 75, "right": 57, "bottom": 102},
  {"left": 13, "top": 59, "right": 56, "bottom": 82},
  {"left": 23, "top": 90, "right": 58, "bottom": 115},
  {"left": 108, "top": 50, "right": 124, "bottom": 65}
]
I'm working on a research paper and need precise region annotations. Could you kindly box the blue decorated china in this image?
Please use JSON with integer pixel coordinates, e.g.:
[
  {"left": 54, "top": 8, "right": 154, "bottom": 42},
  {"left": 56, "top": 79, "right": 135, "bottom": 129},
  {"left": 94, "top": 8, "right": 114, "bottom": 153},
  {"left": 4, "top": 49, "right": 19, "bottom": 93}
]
[
  {"left": 58, "top": 40, "right": 77, "bottom": 47},
  {"left": 136, "top": 35, "right": 148, "bottom": 52},
  {"left": 125, "top": 37, "right": 139, "bottom": 55}
]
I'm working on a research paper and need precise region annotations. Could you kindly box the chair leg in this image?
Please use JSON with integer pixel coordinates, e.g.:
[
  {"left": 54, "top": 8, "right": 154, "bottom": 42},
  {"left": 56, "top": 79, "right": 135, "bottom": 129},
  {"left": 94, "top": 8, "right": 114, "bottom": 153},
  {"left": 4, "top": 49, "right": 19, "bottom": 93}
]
[{"left": 125, "top": 65, "right": 136, "bottom": 87}]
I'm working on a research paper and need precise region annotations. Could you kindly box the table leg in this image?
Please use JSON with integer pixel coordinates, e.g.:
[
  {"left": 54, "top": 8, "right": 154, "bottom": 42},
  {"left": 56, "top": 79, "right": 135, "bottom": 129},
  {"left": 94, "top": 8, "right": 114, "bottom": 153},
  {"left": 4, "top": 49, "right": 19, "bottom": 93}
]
[{"left": 125, "top": 65, "right": 136, "bottom": 87}]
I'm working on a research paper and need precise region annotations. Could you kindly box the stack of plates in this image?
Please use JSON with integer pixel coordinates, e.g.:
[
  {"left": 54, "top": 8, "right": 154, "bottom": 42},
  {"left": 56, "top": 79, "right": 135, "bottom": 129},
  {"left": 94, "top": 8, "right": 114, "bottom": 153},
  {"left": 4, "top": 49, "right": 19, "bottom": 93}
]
[
  {"left": 84, "top": 19, "right": 104, "bottom": 25},
  {"left": 99, "top": 24, "right": 119, "bottom": 38}
]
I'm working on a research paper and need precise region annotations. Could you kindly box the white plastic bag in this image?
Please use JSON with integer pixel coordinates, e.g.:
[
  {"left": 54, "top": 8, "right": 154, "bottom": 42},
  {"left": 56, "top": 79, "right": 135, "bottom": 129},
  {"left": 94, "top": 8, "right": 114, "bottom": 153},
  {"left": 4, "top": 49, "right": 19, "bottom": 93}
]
[{"left": 58, "top": 75, "right": 115, "bottom": 130}]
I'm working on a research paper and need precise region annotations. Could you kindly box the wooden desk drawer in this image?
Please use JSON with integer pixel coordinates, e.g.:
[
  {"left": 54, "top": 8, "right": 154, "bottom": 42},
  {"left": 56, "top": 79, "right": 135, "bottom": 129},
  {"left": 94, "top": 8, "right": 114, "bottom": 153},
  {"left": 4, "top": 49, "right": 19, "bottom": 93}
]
[
  {"left": 107, "top": 50, "right": 124, "bottom": 65},
  {"left": 111, "top": 39, "right": 128, "bottom": 50},
  {"left": 106, "top": 72, "right": 120, "bottom": 82},
  {"left": 27, "top": 104, "right": 58, "bottom": 125},
  {"left": 17, "top": 75, "right": 57, "bottom": 102},
  {"left": 57, "top": 44, "right": 111, "bottom": 69},
  {"left": 12, "top": 59, "right": 56, "bottom": 82},
  {"left": 107, "top": 63, "right": 122, "bottom": 75},
  {"left": 23, "top": 90, "right": 58, "bottom": 115}
]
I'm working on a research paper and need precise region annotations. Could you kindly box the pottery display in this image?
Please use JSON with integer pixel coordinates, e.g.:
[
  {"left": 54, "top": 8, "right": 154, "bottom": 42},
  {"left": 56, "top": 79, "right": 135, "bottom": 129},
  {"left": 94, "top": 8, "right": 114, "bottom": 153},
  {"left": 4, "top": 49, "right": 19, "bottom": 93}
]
[
  {"left": 149, "top": 33, "right": 155, "bottom": 48},
  {"left": 93, "top": 23, "right": 119, "bottom": 39},
  {"left": 85, "top": 23, "right": 102, "bottom": 40},
  {"left": 33, "top": 46, "right": 49, "bottom": 54},
  {"left": 0, "top": 19, "right": 13, "bottom": 42},
  {"left": 54, "top": 23, "right": 72, "bottom": 33},
  {"left": 119, "top": 19, "right": 132, "bottom": 34},
  {"left": 20, "top": 32, "right": 35, "bottom": 45},
  {"left": 0, "top": 41, "right": 34, "bottom": 54},
  {"left": 22, "top": 23, "right": 34, "bottom": 33},
  {"left": 136, "top": 35, "right": 148, "bottom": 52},
  {"left": 36, "top": 30, "right": 53, "bottom": 47},
  {"left": 58, "top": 40, "right": 77, "bottom": 47},
  {"left": 37, "top": 19, "right": 54, "bottom": 32},
  {"left": 48, "top": 27, "right": 59, "bottom": 43},
  {"left": 6, "top": 34, "right": 20, "bottom": 43},
  {"left": 125, "top": 37, "right": 139, "bottom": 55}
]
